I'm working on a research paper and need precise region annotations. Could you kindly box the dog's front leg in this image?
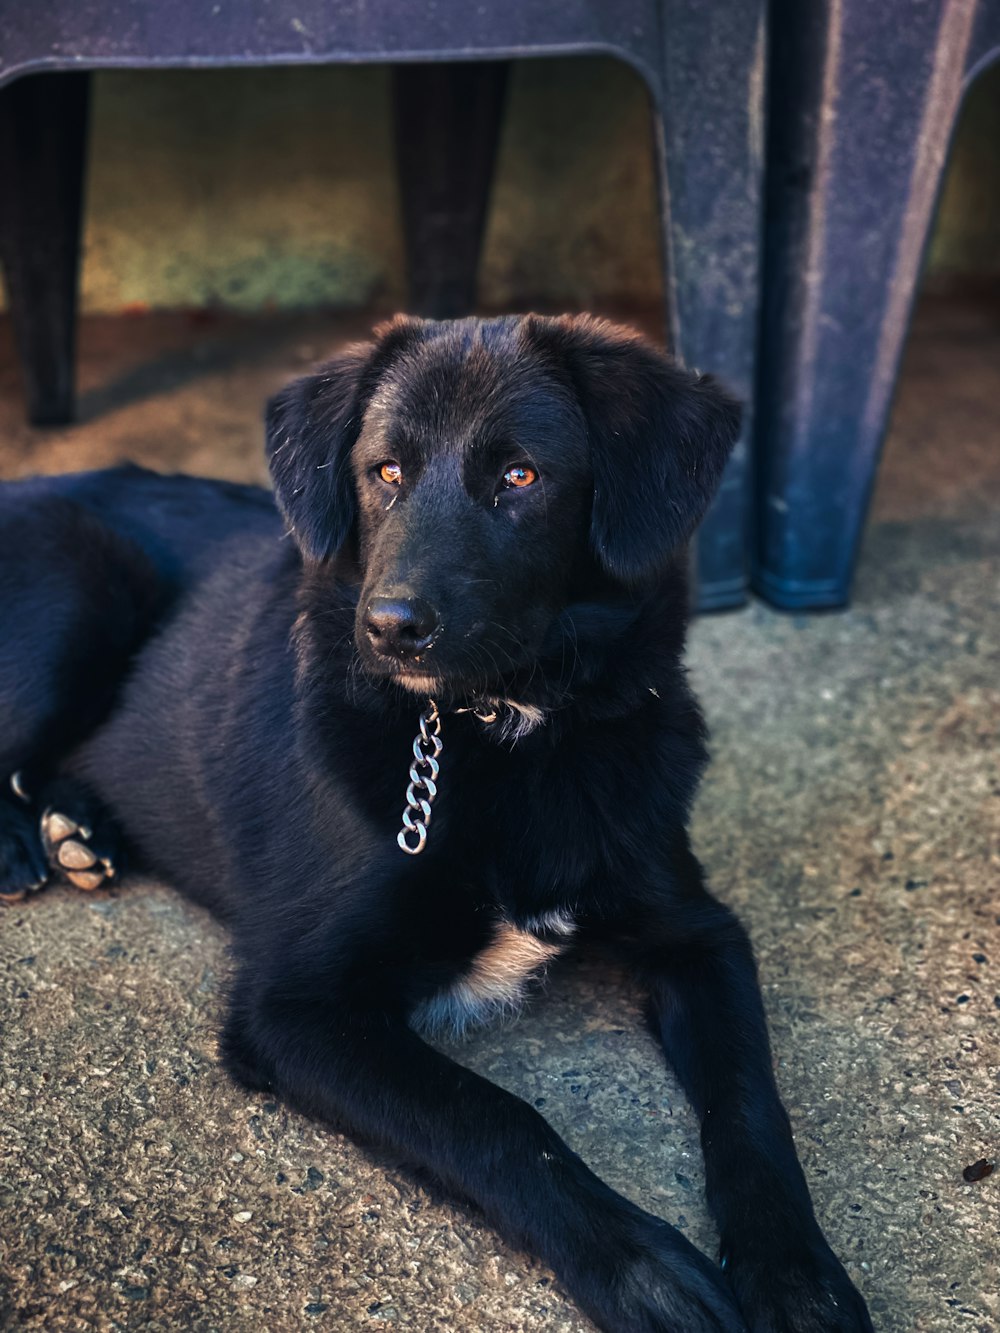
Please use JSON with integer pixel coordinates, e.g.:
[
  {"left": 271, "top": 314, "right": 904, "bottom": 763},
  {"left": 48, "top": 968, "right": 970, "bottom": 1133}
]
[
  {"left": 616, "top": 834, "right": 874, "bottom": 1333},
  {"left": 222, "top": 957, "right": 748, "bottom": 1333}
]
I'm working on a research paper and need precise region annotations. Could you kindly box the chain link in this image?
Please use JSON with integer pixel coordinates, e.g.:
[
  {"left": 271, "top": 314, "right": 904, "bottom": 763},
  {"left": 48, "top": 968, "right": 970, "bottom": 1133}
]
[{"left": 397, "top": 700, "right": 443, "bottom": 854}]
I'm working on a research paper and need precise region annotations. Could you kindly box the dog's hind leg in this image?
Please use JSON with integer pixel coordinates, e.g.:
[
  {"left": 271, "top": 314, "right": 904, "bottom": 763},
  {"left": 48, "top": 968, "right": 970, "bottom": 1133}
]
[
  {"left": 0, "top": 774, "right": 121, "bottom": 901},
  {"left": 0, "top": 497, "right": 166, "bottom": 901},
  {"left": 0, "top": 779, "right": 49, "bottom": 903},
  {"left": 37, "top": 778, "right": 124, "bottom": 892}
]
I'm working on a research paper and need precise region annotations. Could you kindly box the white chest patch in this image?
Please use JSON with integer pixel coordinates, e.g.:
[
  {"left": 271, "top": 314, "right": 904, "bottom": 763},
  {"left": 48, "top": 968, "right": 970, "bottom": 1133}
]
[{"left": 409, "top": 910, "right": 576, "bottom": 1039}]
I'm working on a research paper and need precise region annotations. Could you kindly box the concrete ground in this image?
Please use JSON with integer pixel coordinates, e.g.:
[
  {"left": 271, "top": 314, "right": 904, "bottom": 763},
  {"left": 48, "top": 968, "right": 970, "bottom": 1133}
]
[{"left": 0, "top": 297, "right": 997, "bottom": 1333}]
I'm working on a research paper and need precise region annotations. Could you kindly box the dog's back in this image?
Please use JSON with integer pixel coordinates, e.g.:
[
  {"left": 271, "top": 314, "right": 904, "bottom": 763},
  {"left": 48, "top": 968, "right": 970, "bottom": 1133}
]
[{"left": 1, "top": 465, "right": 280, "bottom": 586}]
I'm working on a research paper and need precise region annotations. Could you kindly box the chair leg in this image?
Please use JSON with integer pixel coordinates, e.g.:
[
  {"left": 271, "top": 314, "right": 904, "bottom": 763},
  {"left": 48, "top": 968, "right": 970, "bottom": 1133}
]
[
  {"left": 754, "top": 0, "right": 987, "bottom": 609},
  {"left": 392, "top": 61, "right": 509, "bottom": 319},
  {"left": 0, "top": 72, "right": 90, "bottom": 426},
  {"left": 654, "top": 0, "right": 767, "bottom": 610}
]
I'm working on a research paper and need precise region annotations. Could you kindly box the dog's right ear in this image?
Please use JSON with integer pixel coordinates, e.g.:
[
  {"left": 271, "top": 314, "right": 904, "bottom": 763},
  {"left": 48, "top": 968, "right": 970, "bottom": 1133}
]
[
  {"left": 524, "top": 314, "right": 741, "bottom": 584},
  {"left": 266, "top": 318, "right": 422, "bottom": 561}
]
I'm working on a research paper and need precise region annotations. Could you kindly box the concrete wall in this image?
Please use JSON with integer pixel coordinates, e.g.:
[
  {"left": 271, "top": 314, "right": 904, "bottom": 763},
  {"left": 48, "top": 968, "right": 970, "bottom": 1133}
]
[
  {"left": 75, "top": 58, "right": 662, "bottom": 315},
  {"left": 3, "top": 55, "right": 998, "bottom": 314},
  {"left": 80, "top": 66, "right": 406, "bottom": 314},
  {"left": 926, "top": 59, "right": 1000, "bottom": 280}
]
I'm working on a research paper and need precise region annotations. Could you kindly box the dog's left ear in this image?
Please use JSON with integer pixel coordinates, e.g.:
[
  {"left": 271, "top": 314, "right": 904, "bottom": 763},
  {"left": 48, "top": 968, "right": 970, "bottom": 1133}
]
[
  {"left": 526, "top": 315, "right": 742, "bottom": 583},
  {"left": 266, "top": 317, "right": 423, "bottom": 561}
]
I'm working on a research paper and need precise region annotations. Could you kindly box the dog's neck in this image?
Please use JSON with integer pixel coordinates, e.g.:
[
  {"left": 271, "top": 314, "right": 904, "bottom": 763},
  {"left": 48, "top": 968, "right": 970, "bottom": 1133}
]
[
  {"left": 452, "top": 696, "right": 549, "bottom": 742},
  {"left": 395, "top": 692, "right": 551, "bottom": 855}
]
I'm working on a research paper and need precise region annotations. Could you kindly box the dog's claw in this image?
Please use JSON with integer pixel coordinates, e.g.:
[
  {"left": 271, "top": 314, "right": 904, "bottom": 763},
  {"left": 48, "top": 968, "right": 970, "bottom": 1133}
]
[{"left": 41, "top": 809, "right": 114, "bottom": 889}]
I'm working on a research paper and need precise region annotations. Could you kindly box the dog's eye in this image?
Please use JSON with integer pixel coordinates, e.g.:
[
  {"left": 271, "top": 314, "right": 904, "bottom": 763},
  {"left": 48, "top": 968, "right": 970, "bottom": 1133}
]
[
  {"left": 502, "top": 466, "right": 537, "bottom": 489},
  {"left": 379, "top": 461, "right": 403, "bottom": 485}
]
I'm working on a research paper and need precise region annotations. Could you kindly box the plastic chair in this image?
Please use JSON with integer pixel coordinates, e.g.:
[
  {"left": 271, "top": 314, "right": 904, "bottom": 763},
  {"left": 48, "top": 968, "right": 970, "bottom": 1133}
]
[
  {"left": 756, "top": 0, "right": 1000, "bottom": 609},
  {"left": 0, "top": 0, "right": 766, "bottom": 609}
]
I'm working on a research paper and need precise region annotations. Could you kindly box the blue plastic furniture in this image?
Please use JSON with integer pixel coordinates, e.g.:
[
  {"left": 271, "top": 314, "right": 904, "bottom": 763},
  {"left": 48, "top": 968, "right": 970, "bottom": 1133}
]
[{"left": 756, "top": 0, "right": 1000, "bottom": 609}]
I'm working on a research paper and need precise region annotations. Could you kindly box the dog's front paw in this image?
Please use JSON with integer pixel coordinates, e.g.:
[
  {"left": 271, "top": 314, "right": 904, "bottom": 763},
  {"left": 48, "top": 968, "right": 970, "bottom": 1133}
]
[
  {"left": 617, "top": 1235, "right": 750, "bottom": 1333},
  {"left": 581, "top": 1211, "right": 749, "bottom": 1333},
  {"left": 724, "top": 1235, "right": 873, "bottom": 1333}
]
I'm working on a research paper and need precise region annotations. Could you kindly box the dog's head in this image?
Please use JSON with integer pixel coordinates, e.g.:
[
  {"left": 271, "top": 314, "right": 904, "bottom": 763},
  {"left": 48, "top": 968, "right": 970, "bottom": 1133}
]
[{"left": 267, "top": 314, "right": 740, "bottom": 702}]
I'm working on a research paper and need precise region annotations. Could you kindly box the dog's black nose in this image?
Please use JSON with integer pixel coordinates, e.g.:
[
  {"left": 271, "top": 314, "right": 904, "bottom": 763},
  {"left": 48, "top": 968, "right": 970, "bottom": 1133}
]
[{"left": 364, "top": 596, "right": 441, "bottom": 659}]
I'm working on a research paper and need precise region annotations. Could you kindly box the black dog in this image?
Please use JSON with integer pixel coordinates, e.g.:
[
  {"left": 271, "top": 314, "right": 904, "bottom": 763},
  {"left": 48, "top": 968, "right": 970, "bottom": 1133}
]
[{"left": 0, "top": 315, "right": 873, "bottom": 1332}]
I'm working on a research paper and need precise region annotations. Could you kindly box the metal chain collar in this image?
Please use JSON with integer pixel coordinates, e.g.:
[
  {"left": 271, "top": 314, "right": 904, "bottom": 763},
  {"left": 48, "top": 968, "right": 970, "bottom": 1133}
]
[
  {"left": 397, "top": 697, "right": 503, "bottom": 854},
  {"left": 397, "top": 700, "right": 443, "bottom": 855}
]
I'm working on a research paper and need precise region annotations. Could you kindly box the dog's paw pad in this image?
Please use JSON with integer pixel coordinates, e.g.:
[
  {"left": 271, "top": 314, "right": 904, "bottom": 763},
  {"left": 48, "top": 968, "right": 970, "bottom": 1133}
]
[
  {"left": 56, "top": 838, "right": 98, "bottom": 871},
  {"left": 43, "top": 810, "right": 83, "bottom": 844},
  {"left": 66, "top": 867, "right": 109, "bottom": 891},
  {"left": 41, "top": 809, "right": 114, "bottom": 890}
]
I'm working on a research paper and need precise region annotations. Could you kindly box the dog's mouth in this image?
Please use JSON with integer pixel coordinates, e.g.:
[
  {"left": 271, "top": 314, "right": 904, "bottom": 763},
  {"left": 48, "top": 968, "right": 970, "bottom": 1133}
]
[
  {"left": 383, "top": 666, "right": 551, "bottom": 740},
  {"left": 352, "top": 602, "right": 556, "bottom": 710},
  {"left": 356, "top": 625, "right": 531, "bottom": 700},
  {"left": 370, "top": 659, "right": 498, "bottom": 702},
  {"left": 350, "top": 624, "right": 561, "bottom": 740},
  {"left": 362, "top": 655, "right": 530, "bottom": 717},
  {"left": 388, "top": 667, "right": 445, "bottom": 695}
]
